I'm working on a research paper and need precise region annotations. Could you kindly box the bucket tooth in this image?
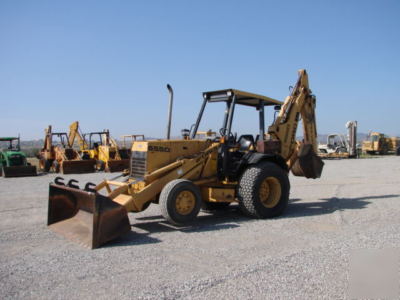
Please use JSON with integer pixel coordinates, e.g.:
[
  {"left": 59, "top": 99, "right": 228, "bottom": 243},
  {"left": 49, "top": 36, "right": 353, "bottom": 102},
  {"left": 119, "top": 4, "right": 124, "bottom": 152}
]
[{"left": 48, "top": 184, "right": 131, "bottom": 249}]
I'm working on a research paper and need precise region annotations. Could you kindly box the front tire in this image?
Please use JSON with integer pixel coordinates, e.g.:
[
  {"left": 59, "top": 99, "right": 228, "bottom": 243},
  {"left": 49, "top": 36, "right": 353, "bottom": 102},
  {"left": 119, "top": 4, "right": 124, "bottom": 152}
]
[
  {"left": 159, "top": 179, "right": 202, "bottom": 225},
  {"left": 238, "top": 161, "right": 289, "bottom": 218}
]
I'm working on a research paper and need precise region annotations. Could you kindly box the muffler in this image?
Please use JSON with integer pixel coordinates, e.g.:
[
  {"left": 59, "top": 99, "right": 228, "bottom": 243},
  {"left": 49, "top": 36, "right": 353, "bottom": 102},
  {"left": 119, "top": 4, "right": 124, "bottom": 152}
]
[
  {"left": 48, "top": 177, "right": 131, "bottom": 249},
  {"left": 291, "top": 143, "right": 324, "bottom": 179}
]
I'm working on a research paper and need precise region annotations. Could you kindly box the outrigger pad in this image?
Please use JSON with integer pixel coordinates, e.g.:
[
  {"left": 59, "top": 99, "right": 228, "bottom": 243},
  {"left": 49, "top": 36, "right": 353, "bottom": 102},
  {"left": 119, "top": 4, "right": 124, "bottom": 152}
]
[
  {"left": 48, "top": 183, "right": 131, "bottom": 249},
  {"left": 291, "top": 144, "right": 324, "bottom": 179}
]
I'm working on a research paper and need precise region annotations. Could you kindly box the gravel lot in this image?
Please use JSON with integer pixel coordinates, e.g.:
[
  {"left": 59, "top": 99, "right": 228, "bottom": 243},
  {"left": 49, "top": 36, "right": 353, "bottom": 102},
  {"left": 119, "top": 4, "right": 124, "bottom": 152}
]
[{"left": 1, "top": 156, "right": 400, "bottom": 299}]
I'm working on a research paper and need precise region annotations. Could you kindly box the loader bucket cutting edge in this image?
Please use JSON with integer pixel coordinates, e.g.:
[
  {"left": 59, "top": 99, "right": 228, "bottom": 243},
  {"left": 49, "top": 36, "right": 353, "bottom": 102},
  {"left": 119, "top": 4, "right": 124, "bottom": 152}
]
[
  {"left": 2, "top": 165, "right": 37, "bottom": 177},
  {"left": 48, "top": 184, "right": 131, "bottom": 249},
  {"left": 61, "top": 160, "right": 96, "bottom": 174},
  {"left": 291, "top": 144, "right": 324, "bottom": 179}
]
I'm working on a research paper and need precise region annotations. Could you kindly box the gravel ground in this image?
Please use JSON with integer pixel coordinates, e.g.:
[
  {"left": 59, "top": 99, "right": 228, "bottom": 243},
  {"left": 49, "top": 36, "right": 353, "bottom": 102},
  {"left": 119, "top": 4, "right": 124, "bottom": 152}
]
[{"left": 1, "top": 156, "right": 400, "bottom": 299}]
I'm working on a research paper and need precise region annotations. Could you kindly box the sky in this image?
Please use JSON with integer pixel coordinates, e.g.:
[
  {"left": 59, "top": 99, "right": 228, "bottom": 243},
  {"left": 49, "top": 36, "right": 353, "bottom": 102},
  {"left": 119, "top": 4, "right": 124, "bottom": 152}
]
[{"left": 0, "top": 0, "right": 399, "bottom": 139}]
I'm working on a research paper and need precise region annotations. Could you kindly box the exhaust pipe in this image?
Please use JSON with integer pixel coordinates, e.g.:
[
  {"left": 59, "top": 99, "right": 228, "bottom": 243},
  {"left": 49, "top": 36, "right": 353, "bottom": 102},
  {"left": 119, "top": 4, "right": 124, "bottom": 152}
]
[{"left": 166, "top": 84, "right": 173, "bottom": 139}]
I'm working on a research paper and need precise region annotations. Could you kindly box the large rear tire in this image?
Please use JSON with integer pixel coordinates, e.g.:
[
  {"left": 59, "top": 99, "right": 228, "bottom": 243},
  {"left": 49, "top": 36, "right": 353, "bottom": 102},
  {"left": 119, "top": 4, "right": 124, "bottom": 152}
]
[
  {"left": 238, "top": 161, "right": 289, "bottom": 218},
  {"left": 159, "top": 179, "right": 202, "bottom": 225}
]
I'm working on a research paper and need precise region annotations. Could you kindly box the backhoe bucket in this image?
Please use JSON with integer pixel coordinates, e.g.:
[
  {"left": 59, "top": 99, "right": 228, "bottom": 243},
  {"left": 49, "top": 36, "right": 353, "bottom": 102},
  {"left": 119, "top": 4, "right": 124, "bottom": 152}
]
[
  {"left": 106, "top": 159, "right": 129, "bottom": 172},
  {"left": 291, "top": 144, "right": 324, "bottom": 179},
  {"left": 2, "top": 165, "right": 37, "bottom": 177},
  {"left": 61, "top": 160, "right": 96, "bottom": 174},
  {"left": 48, "top": 183, "right": 131, "bottom": 249}
]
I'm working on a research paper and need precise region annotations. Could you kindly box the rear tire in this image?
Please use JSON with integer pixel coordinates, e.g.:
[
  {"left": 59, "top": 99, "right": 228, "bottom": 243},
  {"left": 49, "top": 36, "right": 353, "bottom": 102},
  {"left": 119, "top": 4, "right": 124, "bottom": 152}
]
[
  {"left": 396, "top": 147, "right": 400, "bottom": 156},
  {"left": 159, "top": 179, "right": 202, "bottom": 225},
  {"left": 238, "top": 161, "right": 289, "bottom": 218}
]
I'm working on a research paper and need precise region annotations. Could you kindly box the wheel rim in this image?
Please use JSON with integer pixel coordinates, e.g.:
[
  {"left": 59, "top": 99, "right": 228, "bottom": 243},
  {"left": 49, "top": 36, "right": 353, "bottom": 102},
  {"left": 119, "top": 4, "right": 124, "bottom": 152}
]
[
  {"left": 175, "top": 190, "right": 196, "bottom": 215},
  {"left": 259, "top": 177, "right": 281, "bottom": 208}
]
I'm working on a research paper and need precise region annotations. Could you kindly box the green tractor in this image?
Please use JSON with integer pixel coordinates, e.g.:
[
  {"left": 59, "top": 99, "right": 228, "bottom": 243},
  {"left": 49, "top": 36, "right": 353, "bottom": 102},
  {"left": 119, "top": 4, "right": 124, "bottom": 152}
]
[{"left": 0, "top": 137, "right": 37, "bottom": 177}]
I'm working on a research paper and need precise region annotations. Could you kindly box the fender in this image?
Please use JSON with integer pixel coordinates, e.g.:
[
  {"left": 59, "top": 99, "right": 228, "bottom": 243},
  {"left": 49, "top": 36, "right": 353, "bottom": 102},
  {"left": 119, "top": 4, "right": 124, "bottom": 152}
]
[{"left": 240, "top": 152, "right": 288, "bottom": 173}]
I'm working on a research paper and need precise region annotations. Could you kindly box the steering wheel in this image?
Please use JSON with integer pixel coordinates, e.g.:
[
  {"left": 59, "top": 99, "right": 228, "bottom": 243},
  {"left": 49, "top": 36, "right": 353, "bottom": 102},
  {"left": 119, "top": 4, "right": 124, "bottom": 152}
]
[{"left": 219, "top": 128, "right": 236, "bottom": 144}]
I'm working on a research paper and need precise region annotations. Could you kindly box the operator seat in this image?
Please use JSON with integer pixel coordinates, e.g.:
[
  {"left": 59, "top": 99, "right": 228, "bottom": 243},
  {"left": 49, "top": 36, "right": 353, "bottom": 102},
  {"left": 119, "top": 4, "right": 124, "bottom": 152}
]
[{"left": 237, "top": 135, "right": 254, "bottom": 152}]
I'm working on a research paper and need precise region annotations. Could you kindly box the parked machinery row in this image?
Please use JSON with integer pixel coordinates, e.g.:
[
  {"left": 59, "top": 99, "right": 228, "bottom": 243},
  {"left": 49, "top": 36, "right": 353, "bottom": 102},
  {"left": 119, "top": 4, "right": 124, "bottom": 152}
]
[{"left": 37, "top": 122, "right": 144, "bottom": 174}]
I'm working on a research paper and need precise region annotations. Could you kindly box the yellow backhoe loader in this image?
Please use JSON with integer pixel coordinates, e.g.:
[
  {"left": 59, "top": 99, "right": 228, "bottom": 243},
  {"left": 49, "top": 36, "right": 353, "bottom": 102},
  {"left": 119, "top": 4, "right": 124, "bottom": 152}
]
[
  {"left": 47, "top": 69, "right": 324, "bottom": 248},
  {"left": 69, "top": 122, "right": 130, "bottom": 172},
  {"left": 37, "top": 125, "right": 96, "bottom": 174}
]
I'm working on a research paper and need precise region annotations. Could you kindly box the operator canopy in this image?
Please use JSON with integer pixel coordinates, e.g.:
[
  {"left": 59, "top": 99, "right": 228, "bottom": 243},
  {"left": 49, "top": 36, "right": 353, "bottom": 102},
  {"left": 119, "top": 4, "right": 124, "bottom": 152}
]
[{"left": 203, "top": 89, "right": 283, "bottom": 107}]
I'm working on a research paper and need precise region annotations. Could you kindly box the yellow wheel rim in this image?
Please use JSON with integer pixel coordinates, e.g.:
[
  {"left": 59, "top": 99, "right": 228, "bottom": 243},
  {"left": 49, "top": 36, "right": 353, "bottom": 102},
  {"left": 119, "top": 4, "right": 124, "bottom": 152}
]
[
  {"left": 259, "top": 177, "right": 281, "bottom": 208},
  {"left": 175, "top": 190, "right": 196, "bottom": 215}
]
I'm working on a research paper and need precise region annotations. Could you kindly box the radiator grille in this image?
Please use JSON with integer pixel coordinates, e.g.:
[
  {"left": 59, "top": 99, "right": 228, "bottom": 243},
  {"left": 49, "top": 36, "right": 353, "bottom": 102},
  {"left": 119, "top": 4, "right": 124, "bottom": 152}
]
[{"left": 130, "top": 151, "right": 147, "bottom": 178}]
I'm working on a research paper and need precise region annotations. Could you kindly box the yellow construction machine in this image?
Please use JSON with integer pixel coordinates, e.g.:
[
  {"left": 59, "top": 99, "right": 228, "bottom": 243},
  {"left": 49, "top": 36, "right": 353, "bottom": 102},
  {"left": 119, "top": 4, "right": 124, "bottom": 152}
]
[
  {"left": 37, "top": 125, "right": 96, "bottom": 174},
  {"left": 47, "top": 69, "right": 324, "bottom": 248},
  {"left": 362, "top": 132, "right": 399, "bottom": 155},
  {"left": 69, "top": 122, "right": 130, "bottom": 172},
  {"left": 120, "top": 134, "right": 145, "bottom": 156}
]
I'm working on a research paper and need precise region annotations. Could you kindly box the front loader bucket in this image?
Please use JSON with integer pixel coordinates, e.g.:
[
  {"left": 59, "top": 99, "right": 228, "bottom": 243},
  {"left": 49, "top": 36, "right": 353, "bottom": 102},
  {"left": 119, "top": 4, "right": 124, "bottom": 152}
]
[
  {"left": 48, "top": 183, "right": 131, "bottom": 249},
  {"left": 61, "top": 160, "right": 96, "bottom": 174},
  {"left": 2, "top": 165, "right": 37, "bottom": 177},
  {"left": 106, "top": 159, "right": 129, "bottom": 172},
  {"left": 292, "top": 144, "right": 324, "bottom": 179}
]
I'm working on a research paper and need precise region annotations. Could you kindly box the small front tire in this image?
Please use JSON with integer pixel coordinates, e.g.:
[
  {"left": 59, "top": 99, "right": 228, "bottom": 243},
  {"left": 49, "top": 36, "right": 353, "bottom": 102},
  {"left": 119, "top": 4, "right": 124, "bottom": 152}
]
[{"left": 159, "top": 179, "right": 202, "bottom": 225}]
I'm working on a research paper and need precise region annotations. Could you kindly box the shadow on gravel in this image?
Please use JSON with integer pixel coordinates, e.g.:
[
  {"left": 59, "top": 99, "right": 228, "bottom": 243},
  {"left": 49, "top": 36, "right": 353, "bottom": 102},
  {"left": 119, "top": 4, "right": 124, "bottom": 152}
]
[
  {"left": 104, "top": 231, "right": 162, "bottom": 248},
  {"left": 285, "top": 194, "right": 399, "bottom": 218},
  {"left": 106, "top": 207, "right": 248, "bottom": 247}
]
